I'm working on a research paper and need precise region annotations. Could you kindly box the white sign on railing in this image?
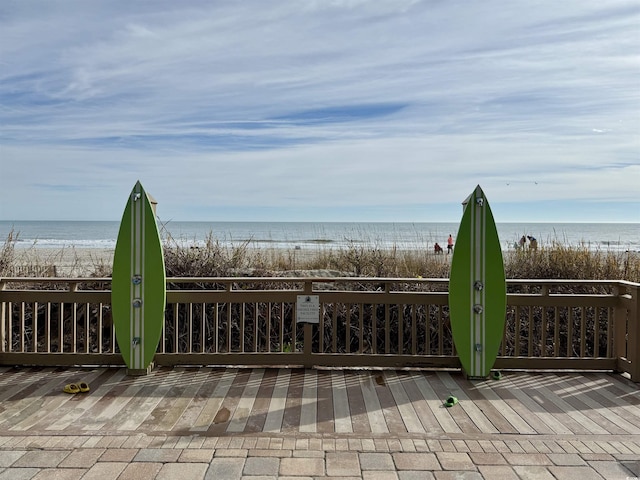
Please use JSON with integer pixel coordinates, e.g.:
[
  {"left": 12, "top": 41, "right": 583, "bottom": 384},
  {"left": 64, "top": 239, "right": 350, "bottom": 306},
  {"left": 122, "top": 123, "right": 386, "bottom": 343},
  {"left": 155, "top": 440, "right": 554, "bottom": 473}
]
[{"left": 296, "top": 295, "right": 320, "bottom": 324}]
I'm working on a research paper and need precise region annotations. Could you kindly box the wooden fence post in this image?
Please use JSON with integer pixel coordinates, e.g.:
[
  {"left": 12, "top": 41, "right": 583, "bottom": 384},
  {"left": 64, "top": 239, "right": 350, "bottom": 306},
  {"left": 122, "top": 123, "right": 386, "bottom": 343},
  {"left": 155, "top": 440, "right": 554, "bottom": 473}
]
[
  {"left": 627, "top": 283, "right": 640, "bottom": 382},
  {"left": 302, "top": 280, "right": 314, "bottom": 368},
  {"left": 613, "top": 285, "right": 626, "bottom": 372},
  {"left": 0, "top": 280, "right": 5, "bottom": 352}
]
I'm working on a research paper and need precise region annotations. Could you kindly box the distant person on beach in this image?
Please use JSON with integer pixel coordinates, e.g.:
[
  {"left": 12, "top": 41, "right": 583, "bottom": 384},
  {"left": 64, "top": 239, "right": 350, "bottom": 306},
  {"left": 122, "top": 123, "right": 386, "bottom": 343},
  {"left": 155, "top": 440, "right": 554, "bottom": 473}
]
[
  {"left": 527, "top": 235, "right": 538, "bottom": 250},
  {"left": 447, "top": 235, "right": 454, "bottom": 254},
  {"left": 519, "top": 235, "right": 526, "bottom": 249},
  {"left": 434, "top": 242, "right": 443, "bottom": 254}
]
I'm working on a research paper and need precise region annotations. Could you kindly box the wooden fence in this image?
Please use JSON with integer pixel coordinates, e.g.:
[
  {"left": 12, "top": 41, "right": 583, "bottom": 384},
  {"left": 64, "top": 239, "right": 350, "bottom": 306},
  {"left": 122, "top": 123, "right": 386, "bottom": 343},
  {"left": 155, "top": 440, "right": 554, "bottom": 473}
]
[{"left": 1, "top": 277, "right": 638, "bottom": 380}]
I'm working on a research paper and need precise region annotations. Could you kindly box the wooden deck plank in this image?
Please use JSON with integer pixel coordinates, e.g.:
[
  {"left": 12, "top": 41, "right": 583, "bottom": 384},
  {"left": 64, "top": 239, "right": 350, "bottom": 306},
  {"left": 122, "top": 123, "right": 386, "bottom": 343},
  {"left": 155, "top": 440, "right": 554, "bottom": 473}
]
[
  {"left": 397, "top": 372, "right": 445, "bottom": 434},
  {"left": 47, "top": 368, "right": 125, "bottom": 431},
  {"left": 116, "top": 383, "right": 172, "bottom": 431},
  {"left": 505, "top": 373, "right": 593, "bottom": 434},
  {"left": 0, "top": 367, "right": 41, "bottom": 390},
  {"left": 102, "top": 371, "right": 169, "bottom": 432},
  {"left": 410, "top": 372, "right": 461, "bottom": 433},
  {"left": 429, "top": 373, "right": 481, "bottom": 433},
  {"left": 0, "top": 368, "right": 71, "bottom": 429},
  {"left": 385, "top": 371, "right": 425, "bottom": 434},
  {"left": 170, "top": 368, "right": 223, "bottom": 432},
  {"left": 142, "top": 367, "right": 207, "bottom": 432},
  {"left": 64, "top": 369, "right": 130, "bottom": 431},
  {"left": 207, "top": 369, "right": 252, "bottom": 435},
  {"left": 606, "top": 373, "right": 640, "bottom": 399},
  {"left": 109, "top": 367, "right": 184, "bottom": 432},
  {"left": 373, "top": 372, "right": 406, "bottom": 434},
  {"left": 485, "top": 375, "right": 555, "bottom": 435},
  {"left": 281, "top": 368, "right": 304, "bottom": 432},
  {"left": 345, "top": 371, "right": 372, "bottom": 433},
  {"left": 263, "top": 368, "right": 291, "bottom": 433},
  {"left": 8, "top": 387, "right": 76, "bottom": 432},
  {"left": 190, "top": 368, "right": 236, "bottom": 432},
  {"left": 530, "top": 380, "right": 609, "bottom": 435},
  {"left": 0, "top": 368, "right": 50, "bottom": 411},
  {"left": 331, "top": 370, "right": 353, "bottom": 433},
  {"left": 359, "top": 372, "right": 389, "bottom": 434},
  {"left": 315, "top": 370, "right": 335, "bottom": 434},
  {"left": 498, "top": 374, "right": 573, "bottom": 435},
  {"left": 550, "top": 374, "right": 639, "bottom": 435},
  {"left": 585, "top": 373, "right": 640, "bottom": 412},
  {"left": 575, "top": 374, "right": 640, "bottom": 430},
  {"left": 11, "top": 368, "right": 109, "bottom": 432},
  {"left": 448, "top": 374, "right": 518, "bottom": 434},
  {"left": 469, "top": 378, "right": 537, "bottom": 435},
  {"left": 227, "top": 369, "right": 264, "bottom": 433},
  {"left": 299, "top": 369, "right": 318, "bottom": 433},
  {"left": 79, "top": 377, "right": 144, "bottom": 431},
  {"left": 0, "top": 377, "right": 59, "bottom": 428},
  {"left": 437, "top": 372, "right": 499, "bottom": 433},
  {"left": 244, "top": 368, "right": 278, "bottom": 433}
]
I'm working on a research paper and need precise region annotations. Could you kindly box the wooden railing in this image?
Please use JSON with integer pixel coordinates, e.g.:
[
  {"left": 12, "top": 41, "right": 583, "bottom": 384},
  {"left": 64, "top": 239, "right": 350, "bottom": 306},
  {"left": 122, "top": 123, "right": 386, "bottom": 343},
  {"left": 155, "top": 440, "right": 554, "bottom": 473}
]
[{"left": 1, "top": 277, "right": 638, "bottom": 380}]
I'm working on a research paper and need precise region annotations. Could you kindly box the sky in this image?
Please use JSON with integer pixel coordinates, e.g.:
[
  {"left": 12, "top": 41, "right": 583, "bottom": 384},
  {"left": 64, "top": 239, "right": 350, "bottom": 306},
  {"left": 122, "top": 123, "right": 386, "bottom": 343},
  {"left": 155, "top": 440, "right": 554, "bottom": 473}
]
[{"left": 0, "top": 1, "right": 639, "bottom": 223}]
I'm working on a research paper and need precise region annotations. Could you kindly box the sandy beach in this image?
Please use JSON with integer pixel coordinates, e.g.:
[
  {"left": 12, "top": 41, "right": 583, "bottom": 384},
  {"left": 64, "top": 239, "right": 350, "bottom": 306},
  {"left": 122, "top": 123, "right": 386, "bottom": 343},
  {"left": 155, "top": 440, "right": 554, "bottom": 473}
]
[
  {"left": 6, "top": 244, "right": 449, "bottom": 278},
  {"left": 11, "top": 247, "right": 115, "bottom": 277},
  {"left": 7, "top": 246, "right": 342, "bottom": 277}
]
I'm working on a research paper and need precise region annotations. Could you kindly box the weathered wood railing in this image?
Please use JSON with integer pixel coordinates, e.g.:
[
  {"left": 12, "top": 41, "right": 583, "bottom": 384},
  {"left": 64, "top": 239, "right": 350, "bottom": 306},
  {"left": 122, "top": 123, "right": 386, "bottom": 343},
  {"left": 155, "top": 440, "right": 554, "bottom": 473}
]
[{"left": 1, "top": 277, "right": 638, "bottom": 380}]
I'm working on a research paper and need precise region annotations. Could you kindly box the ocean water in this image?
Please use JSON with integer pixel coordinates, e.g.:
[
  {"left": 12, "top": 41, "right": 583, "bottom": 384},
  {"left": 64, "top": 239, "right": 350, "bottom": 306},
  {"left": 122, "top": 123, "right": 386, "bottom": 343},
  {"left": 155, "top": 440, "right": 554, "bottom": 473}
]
[{"left": 0, "top": 220, "right": 638, "bottom": 253}]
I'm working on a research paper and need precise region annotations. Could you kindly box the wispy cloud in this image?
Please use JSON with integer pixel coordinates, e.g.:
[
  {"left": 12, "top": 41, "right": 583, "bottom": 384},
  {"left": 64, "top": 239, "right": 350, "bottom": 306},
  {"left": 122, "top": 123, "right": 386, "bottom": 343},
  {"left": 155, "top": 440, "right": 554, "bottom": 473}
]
[{"left": 0, "top": 1, "right": 638, "bottom": 221}]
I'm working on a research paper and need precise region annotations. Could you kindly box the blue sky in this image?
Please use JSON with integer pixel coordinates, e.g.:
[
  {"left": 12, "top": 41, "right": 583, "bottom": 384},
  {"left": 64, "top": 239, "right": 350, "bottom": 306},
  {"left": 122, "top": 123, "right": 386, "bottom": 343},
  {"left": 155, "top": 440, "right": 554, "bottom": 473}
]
[{"left": 0, "top": 1, "right": 638, "bottom": 222}]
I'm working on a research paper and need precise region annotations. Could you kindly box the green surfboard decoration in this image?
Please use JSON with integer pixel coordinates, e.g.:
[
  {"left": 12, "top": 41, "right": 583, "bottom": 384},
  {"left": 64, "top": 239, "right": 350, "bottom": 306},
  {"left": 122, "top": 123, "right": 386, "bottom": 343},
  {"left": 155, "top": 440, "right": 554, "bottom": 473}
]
[
  {"left": 112, "top": 181, "right": 166, "bottom": 372},
  {"left": 449, "top": 185, "right": 506, "bottom": 378}
]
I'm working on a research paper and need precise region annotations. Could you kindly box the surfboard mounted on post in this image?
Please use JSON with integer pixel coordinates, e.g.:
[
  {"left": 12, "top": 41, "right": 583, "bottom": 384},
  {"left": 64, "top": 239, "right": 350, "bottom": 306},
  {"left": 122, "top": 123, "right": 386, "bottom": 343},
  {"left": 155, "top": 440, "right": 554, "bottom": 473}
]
[
  {"left": 111, "top": 181, "right": 166, "bottom": 376},
  {"left": 449, "top": 185, "right": 506, "bottom": 379}
]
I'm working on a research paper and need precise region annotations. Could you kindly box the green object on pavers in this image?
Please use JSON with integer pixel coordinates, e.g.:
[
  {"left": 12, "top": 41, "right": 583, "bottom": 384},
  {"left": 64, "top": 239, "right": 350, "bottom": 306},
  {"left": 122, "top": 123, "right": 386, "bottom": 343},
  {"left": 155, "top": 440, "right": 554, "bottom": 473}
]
[
  {"left": 491, "top": 371, "right": 502, "bottom": 380},
  {"left": 112, "top": 181, "right": 166, "bottom": 371},
  {"left": 444, "top": 396, "right": 458, "bottom": 407},
  {"left": 449, "top": 185, "right": 506, "bottom": 379}
]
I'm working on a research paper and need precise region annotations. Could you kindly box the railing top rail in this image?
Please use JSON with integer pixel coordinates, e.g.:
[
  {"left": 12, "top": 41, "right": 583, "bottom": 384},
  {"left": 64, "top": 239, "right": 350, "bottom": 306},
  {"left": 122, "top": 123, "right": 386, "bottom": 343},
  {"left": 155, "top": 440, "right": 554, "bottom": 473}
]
[
  {"left": 166, "top": 277, "right": 450, "bottom": 284},
  {"left": 0, "top": 277, "right": 640, "bottom": 287},
  {"left": 166, "top": 277, "right": 639, "bottom": 287},
  {"left": 0, "top": 277, "right": 111, "bottom": 283},
  {"left": 1, "top": 276, "right": 638, "bottom": 289},
  {"left": 506, "top": 278, "right": 640, "bottom": 287}
]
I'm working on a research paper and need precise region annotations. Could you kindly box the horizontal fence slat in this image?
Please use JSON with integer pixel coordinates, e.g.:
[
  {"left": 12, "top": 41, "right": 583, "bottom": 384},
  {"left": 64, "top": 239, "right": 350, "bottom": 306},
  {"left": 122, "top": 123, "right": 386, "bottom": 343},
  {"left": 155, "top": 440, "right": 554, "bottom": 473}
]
[
  {"left": 0, "top": 353, "right": 123, "bottom": 366},
  {"left": 495, "top": 357, "right": 617, "bottom": 370}
]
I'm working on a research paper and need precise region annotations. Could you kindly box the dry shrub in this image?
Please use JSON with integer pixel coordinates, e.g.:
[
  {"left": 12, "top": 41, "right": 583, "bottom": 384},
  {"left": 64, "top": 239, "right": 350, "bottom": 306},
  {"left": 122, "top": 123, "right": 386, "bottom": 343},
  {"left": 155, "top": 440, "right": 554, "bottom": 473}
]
[
  {"left": 505, "top": 243, "right": 640, "bottom": 283},
  {"left": 0, "top": 229, "right": 17, "bottom": 276},
  {"left": 163, "top": 232, "right": 263, "bottom": 277},
  {"left": 1, "top": 227, "right": 638, "bottom": 282}
]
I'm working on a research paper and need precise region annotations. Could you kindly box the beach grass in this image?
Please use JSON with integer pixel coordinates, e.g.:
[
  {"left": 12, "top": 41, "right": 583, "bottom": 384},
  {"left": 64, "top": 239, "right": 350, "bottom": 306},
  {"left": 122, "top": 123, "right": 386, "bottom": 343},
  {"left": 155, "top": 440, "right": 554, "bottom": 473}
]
[
  {"left": 160, "top": 235, "right": 639, "bottom": 282},
  {"left": 1, "top": 228, "right": 639, "bottom": 282}
]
